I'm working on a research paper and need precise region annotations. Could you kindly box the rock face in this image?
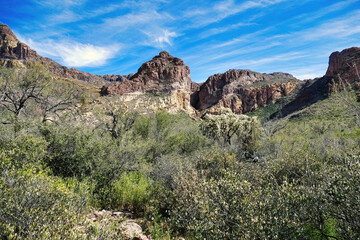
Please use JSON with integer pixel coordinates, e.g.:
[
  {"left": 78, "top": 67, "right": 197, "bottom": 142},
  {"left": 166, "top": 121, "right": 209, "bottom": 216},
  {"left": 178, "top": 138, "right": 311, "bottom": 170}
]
[
  {"left": 102, "top": 51, "right": 192, "bottom": 95},
  {"left": 274, "top": 47, "right": 360, "bottom": 117},
  {"left": 325, "top": 47, "right": 360, "bottom": 82},
  {"left": 0, "top": 24, "right": 105, "bottom": 85},
  {"left": 192, "top": 69, "right": 299, "bottom": 114},
  {"left": 0, "top": 24, "right": 41, "bottom": 61}
]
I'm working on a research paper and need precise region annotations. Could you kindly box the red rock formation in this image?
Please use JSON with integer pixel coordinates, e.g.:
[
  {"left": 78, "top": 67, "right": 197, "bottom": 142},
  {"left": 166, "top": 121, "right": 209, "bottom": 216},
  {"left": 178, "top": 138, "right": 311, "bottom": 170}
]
[
  {"left": 194, "top": 69, "right": 299, "bottom": 114},
  {"left": 326, "top": 47, "right": 360, "bottom": 85},
  {"left": 103, "top": 51, "right": 192, "bottom": 95}
]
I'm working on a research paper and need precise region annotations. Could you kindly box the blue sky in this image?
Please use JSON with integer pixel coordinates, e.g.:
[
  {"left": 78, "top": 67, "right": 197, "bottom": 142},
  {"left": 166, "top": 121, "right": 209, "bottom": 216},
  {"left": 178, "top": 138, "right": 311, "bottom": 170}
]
[{"left": 1, "top": 0, "right": 360, "bottom": 82}]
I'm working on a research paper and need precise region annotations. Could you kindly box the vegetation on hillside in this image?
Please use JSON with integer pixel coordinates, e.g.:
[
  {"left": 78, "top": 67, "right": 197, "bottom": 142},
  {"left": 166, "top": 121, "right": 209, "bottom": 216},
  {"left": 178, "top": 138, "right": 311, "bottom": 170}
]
[{"left": 0, "top": 65, "right": 359, "bottom": 239}]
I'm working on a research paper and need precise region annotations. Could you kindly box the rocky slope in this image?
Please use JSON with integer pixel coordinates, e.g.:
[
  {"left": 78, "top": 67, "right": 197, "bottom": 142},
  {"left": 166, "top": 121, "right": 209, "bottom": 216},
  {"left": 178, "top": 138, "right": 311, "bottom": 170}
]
[
  {"left": 0, "top": 24, "right": 105, "bottom": 85},
  {"left": 274, "top": 47, "right": 360, "bottom": 117},
  {"left": 192, "top": 69, "right": 299, "bottom": 114}
]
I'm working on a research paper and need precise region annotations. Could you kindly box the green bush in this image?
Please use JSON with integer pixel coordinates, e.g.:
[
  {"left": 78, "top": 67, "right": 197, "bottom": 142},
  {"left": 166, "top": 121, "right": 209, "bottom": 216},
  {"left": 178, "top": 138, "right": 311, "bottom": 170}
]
[
  {"left": 0, "top": 155, "right": 89, "bottom": 239},
  {"left": 110, "top": 171, "right": 152, "bottom": 213}
]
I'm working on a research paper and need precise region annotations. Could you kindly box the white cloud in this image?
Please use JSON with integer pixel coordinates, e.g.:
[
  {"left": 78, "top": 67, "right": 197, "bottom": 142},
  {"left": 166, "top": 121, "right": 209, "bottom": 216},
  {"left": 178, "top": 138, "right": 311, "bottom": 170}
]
[
  {"left": 102, "top": 11, "right": 173, "bottom": 31},
  {"left": 293, "top": 0, "right": 358, "bottom": 25},
  {"left": 50, "top": 10, "right": 83, "bottom": 24},
  {"left": 23, "top": 38, "right": 120, "bottom": 67},
  {"left": 198, "top": 51, "right": 309, "bottom": 74},
  {"left": 154, "top": 30, "right": 177, "bottom": 46},
  {"left": 199, "top": 22, "right": 254, "bottom": 39}
]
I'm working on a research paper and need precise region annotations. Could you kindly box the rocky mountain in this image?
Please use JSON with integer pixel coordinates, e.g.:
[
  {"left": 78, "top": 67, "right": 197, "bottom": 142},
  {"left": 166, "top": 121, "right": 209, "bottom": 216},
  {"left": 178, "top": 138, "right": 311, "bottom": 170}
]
[
  {"left": 274, "top": 47, "right": 360, "bottom": 117},
  {"left": 100, "top": 51, "right": 197, "bottom": 115},
  {"left": 191, "top": 69, "right": 299, "bottom": 114},
  {"left": 4, "top": 23, "right": 332, "bottom": 117},
  {"left": 101, "top": 51, "right": 192, "bottom": 95},
  {"left": 0, "top": 24, "right": 105, "bottom": 85}
]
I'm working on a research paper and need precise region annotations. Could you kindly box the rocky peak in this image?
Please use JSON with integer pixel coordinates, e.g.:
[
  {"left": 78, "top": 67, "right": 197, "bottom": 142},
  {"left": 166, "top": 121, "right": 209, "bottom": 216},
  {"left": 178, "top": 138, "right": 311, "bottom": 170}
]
[
  {"left": 325, "top": 47, "right": 360, "bottom": 82},
  {"left": 0, "top": 24, "right": 106, "bottom": 85},
  {"left": 274, "top": 47, "right": 360, "bottom": 118},
  {"left": 156, "top": 51, "right": 172, "bottom": 59},
  {"left": 0, "top": 24, "right": 17, "bottom": 40},
  {"left": 194, "top": 69, "right": 298, "bottom": 112},
  {"left": 104, "top": 51, "right": 192, "bottom": 95},
  {"left": 0, "top": 24, "right": 41, "bottom": 61}
]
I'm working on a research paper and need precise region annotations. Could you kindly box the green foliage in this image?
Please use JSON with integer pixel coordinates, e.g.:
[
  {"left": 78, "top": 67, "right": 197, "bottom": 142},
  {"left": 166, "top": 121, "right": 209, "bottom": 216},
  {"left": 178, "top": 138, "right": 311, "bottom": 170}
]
[
  {"left": 41, "top": 126, "right": 108, "bottom": 179},
  {"left": 201, "top": 108, "right": 261, "bottom": 157},
  {"left": 110, "top": 171, "right": 152, "bottom": 213},
  {"left": 0, "top": 155, "right": 89, "bottom": 239},
  {"left": 146, "top": 210, "right": 171, "bottom": 240},
  {"left": 1, "top": 64, "right": 359, "bottom": 239}
]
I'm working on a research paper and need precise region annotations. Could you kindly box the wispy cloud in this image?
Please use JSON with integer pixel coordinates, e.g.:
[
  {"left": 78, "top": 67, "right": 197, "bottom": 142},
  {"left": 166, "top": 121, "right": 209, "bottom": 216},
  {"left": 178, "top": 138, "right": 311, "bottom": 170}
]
[
  {"left": 293, "top": 0, "right": 358, "bottom": 25},
  {"left": 183, "top": 0, "right": 287, "bottom": 28},
  {"left": 33, "top": 0, "right": 86, "bottom": 8},
  {"left": 144, "top": 29, "right": 178, "bottom": 47},
  {"left": 199, "top": 22, "right": 254, "bottom": 39},
  {"left": 197, "top": 51, "right": 309, "bottom": 74},
  {"left": 21, "top": 38, "right": 120, "bottom": 67}
]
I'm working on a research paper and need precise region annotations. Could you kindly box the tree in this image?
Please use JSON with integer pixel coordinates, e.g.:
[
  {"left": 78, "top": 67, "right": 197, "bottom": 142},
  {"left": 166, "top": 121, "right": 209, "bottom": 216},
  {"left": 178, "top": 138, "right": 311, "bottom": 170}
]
[
  {"left": 201, "top": 108, "right": 261, "bottom": 156},
  {"left": 0, "top": 66, "right": 48, "bottom": 117},
  {"left": 0, "top": 65, "right": 81, "bottom": 124},
  {"left": 103, "top": 106, "right": 138, "bottom": 139},
  {"left": 37, "top": 79, "right": 82, "bottom": 123}
]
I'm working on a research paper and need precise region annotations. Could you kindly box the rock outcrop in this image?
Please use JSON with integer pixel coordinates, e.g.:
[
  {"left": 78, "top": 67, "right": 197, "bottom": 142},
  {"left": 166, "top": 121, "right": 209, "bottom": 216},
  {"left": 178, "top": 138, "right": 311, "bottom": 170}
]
[
  {"left": 192, "top": 69, "right": 299, "bottom": 114},
  {"left": 102, "top": 51, "right": 192, "bottom": 95},
  {"left": 100, "top": 51, "right": 198, "bottom": 115},
  {"left": 274, "top": 47, "right": 360, "bottom": 117},
  {"left": 0, "top": 24, "right": 41, "bottom": 61},
  {"left": 325, "top": 47, "right": 360, "bottom": 83},
  {"left": 0, "top": 24, "right": 105, "bottom": 85}
]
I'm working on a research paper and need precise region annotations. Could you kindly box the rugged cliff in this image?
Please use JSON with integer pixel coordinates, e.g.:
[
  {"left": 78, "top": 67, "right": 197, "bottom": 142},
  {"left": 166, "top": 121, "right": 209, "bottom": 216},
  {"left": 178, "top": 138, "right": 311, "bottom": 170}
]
[
  {"left": 192, "top": 69, "right": 299, "bottom": 114},
  {"left": 100, "top": 51, "right": 197, "bottom": 115}
]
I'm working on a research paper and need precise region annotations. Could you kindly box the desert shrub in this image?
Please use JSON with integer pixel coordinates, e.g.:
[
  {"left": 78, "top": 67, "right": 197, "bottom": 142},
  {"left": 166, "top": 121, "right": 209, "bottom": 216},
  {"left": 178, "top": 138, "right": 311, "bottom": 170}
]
[
  {"left": 40, "top": 126, "right": 112, "bottom": 179},
  {"left": 0, "top": 154, "right": 89, "bottom": 239},
  {"left": 110, "top": 171, "right": 153, "bottom": 213},
  {"left": 145, "top": 210, "right": 171, "bottom": 240},
  {"left": 0, "top": 135, "right": 48, "bottom": 170},
  {"left": 134, "top": 114, "right": 151, "bottom": 138}
]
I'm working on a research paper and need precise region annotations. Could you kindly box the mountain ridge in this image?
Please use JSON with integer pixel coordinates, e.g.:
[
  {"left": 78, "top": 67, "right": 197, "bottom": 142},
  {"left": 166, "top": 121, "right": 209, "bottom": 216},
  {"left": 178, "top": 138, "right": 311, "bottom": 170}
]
[{"left": 1, "top": 23, "right": 359, "bottom": 117}]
